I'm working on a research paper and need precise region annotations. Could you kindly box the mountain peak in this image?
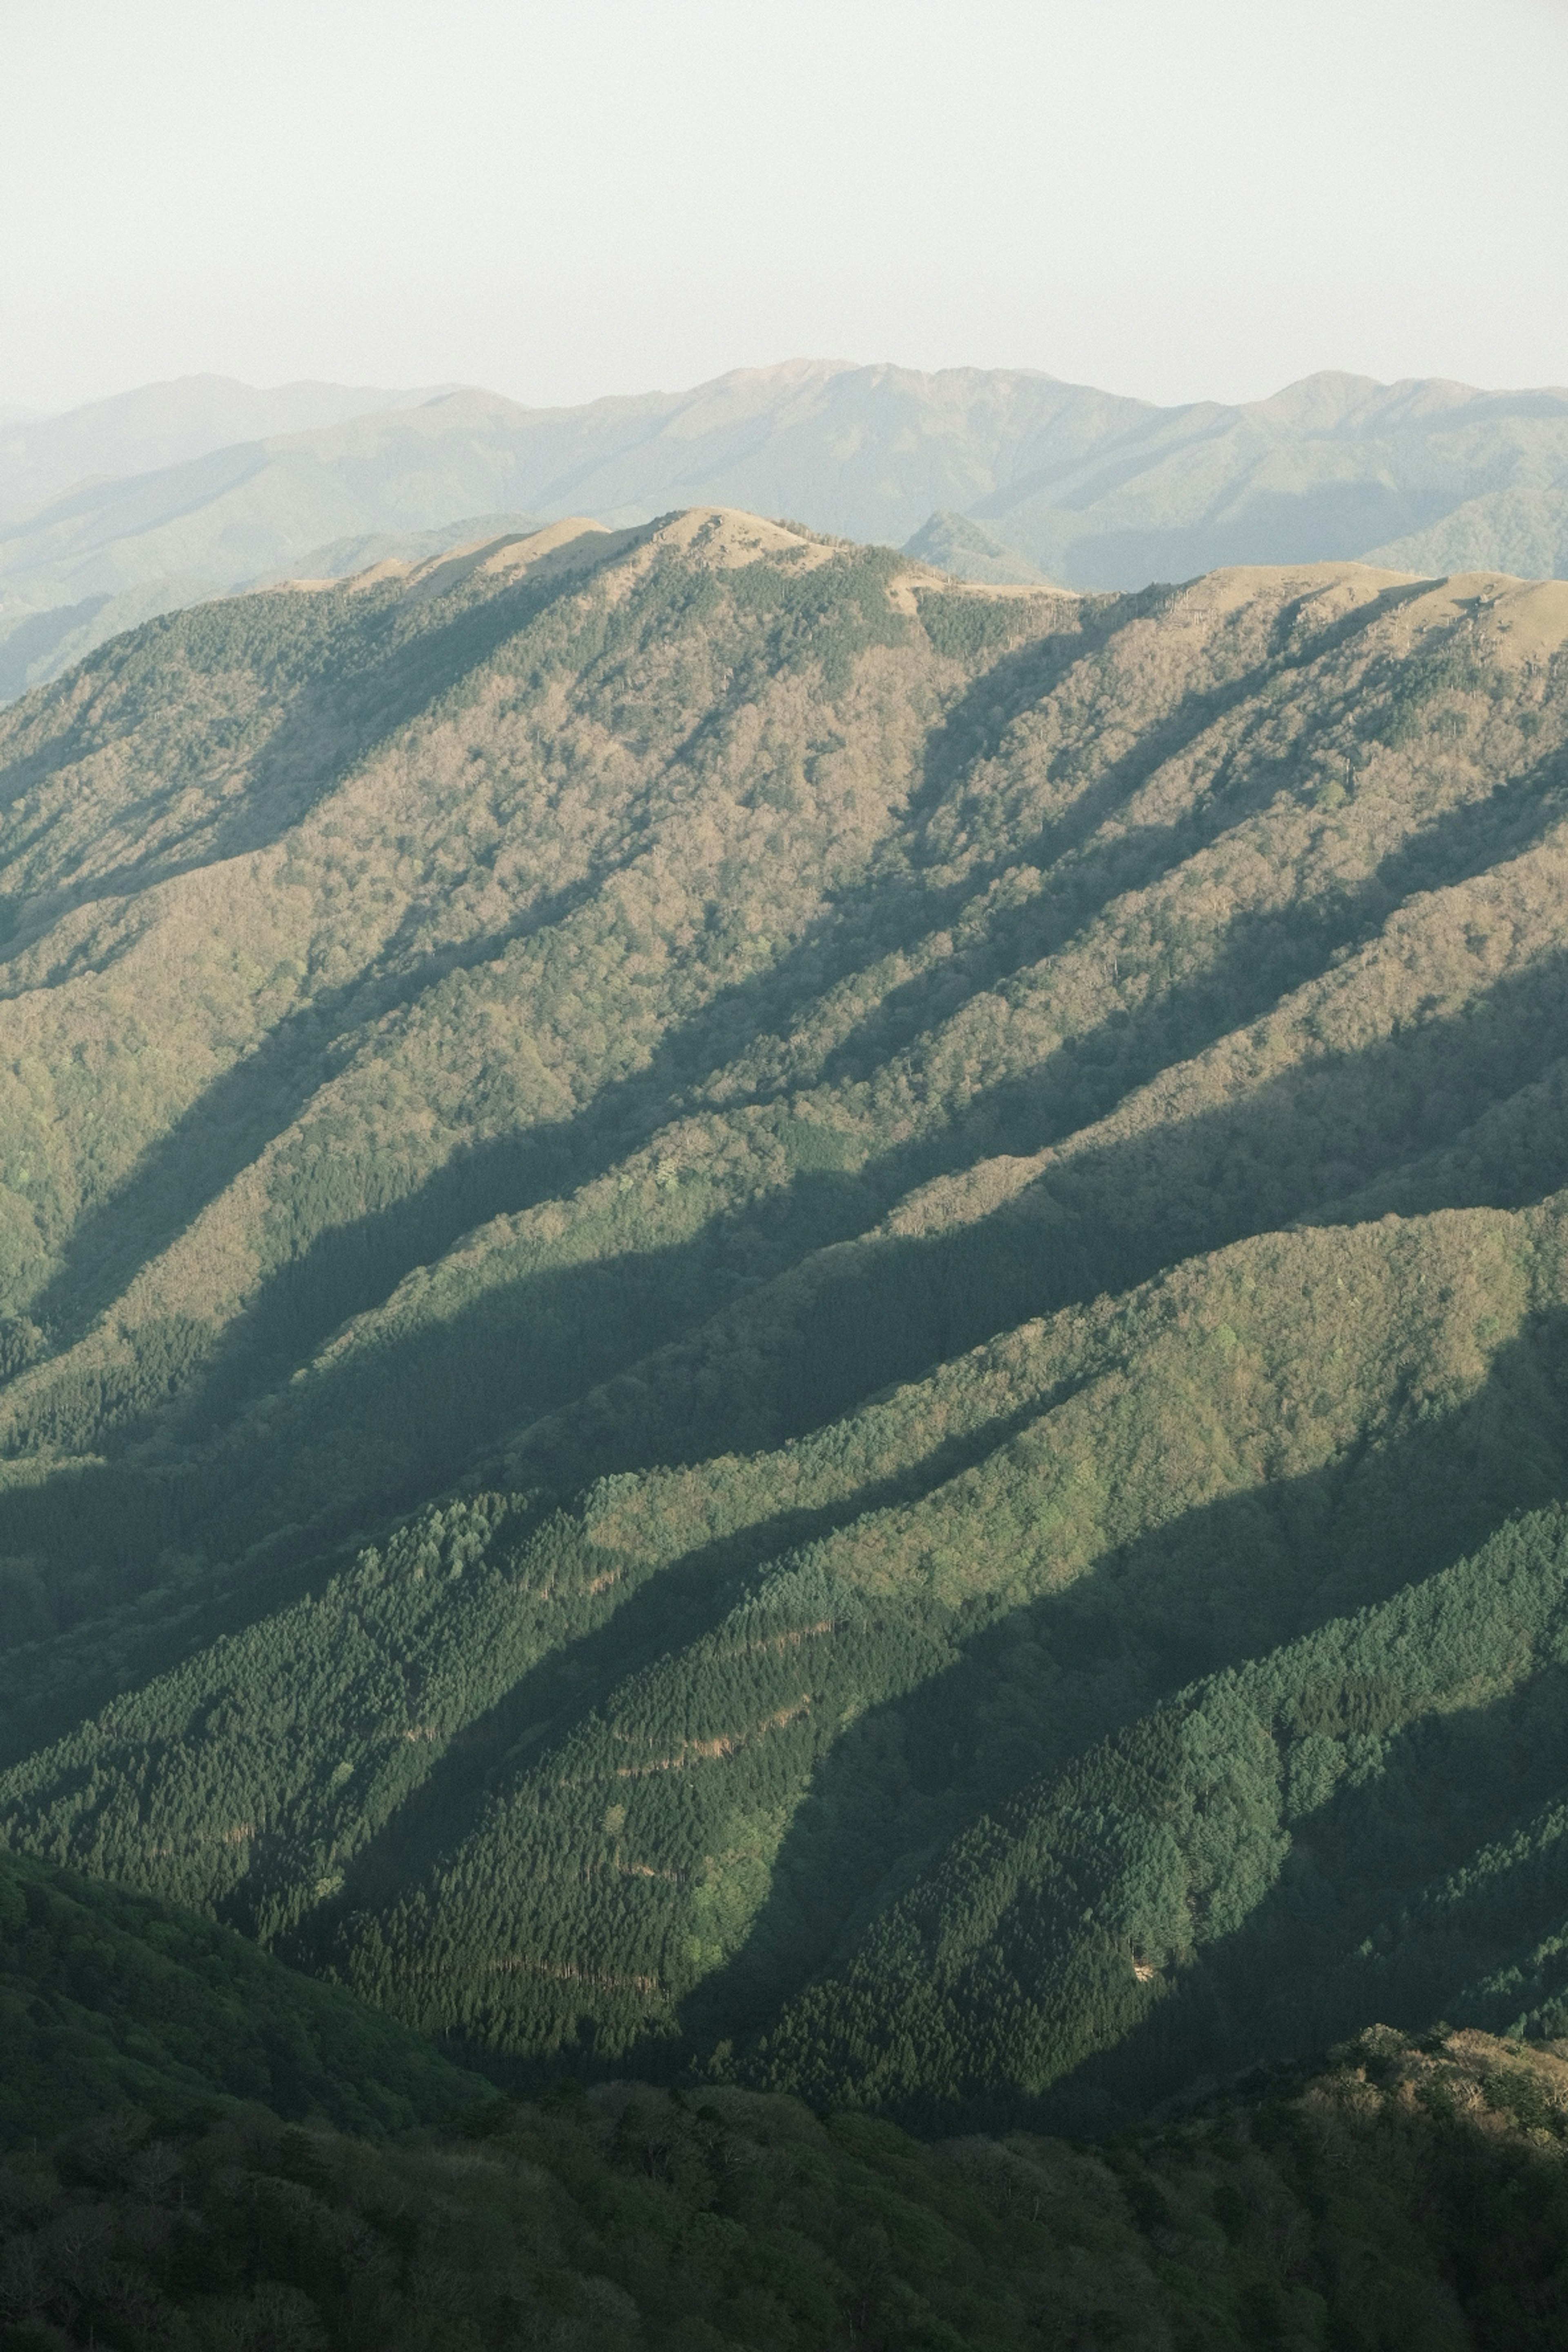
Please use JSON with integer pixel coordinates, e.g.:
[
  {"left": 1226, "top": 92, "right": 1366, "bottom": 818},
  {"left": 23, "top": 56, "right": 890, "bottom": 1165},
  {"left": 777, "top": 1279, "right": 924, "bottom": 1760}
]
[{"left": 902, "top": 508, "right": 1052, "bottom": 584}]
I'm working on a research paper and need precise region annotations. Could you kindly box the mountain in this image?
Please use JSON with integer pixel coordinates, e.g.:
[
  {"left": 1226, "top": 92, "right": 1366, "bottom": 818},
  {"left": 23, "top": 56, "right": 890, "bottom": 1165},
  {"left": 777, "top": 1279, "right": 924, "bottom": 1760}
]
[
  {"left": 2, "top": 2025, "right": 1564, "bottom": 2348},
  {"left": 0, "top": 1845, "right": 487, "bottom": 2144},
  {"left": 0, "top": 374, "right": 443, "bottom": 521},
  {"left": 0, "top": 502, "right": 547, "bottom": 706},
  {"left": 902, "top": 508, "right": 1050, "bottom": 585},
  {"left": 4, "top": 514, "right": 1568, "bottom": 2131},
  {"left": 0, "top": 517, "right": 520, "bottom": 712},
  {"left": 249, "top": 507, "right": 546, "bottom": 586},
  {"left": 6, "top": 361, "right": 1568, "bottom": 697},
  {"left": 0, "top": 376, "right": 460, "bottom": 701}
]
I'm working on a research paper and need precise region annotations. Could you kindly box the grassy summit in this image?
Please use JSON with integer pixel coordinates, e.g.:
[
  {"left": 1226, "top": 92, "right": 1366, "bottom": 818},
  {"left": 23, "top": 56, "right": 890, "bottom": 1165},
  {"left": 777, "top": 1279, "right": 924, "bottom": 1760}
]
[{"left": 3, "top": 514, "right": 1568, "bottom": 2119}]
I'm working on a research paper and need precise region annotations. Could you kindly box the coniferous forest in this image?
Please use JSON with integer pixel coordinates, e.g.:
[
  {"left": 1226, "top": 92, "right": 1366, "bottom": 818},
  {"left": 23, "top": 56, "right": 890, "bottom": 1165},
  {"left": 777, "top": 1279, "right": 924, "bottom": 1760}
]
[{"left": 7, "top": 507, "right": 1568, "bottom": 2341}]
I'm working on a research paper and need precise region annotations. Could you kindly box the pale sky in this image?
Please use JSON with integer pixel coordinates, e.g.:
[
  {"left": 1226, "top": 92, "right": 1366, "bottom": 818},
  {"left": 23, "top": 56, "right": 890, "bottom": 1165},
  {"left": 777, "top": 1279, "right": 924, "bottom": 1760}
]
[{"left": 4, "top": 0, "right": 1567, "bottom": 416}]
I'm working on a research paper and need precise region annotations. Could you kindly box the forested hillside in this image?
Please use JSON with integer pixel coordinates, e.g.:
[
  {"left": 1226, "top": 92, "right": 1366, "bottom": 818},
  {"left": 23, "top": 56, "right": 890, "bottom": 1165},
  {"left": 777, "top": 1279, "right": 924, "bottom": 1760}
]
[
  {"left": 0, "top": 1848, "right": 486, "bottom": 2147},
  {"left": 4, "top": 2027, "right": 1568, "bottom": 2350},
  {"left": 4, "top": 510, "right": 1568, "bottom": 2121}
]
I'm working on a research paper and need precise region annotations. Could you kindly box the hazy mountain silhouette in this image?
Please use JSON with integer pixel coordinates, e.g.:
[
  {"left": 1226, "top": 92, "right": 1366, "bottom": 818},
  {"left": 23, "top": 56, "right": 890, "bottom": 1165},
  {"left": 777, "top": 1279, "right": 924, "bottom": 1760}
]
[
  {"left": 4, "top": 361, "right": 1568, "bottom": 696},
  {"left": 902, "top": 508, "right": 1050, "bottom": 584},
  {"left": 0, "top": 373, "right": 443, "bottom": 521}
]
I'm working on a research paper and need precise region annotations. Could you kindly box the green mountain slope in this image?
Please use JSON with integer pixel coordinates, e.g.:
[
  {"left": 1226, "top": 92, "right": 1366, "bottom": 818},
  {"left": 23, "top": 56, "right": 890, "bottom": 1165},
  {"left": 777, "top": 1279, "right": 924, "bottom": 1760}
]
[
  {"left": 4, "top": 517, "right": 1568, "bottom": 2117},
  {"left": 902, "top": 510, "right": 1050, "bottom": 585},
  {"left": 0, "top": 1846, "right": 486, "bottom": 2145},
  {"left": 761, "top": 1499, "right": 1568, "bottom": 2127}
]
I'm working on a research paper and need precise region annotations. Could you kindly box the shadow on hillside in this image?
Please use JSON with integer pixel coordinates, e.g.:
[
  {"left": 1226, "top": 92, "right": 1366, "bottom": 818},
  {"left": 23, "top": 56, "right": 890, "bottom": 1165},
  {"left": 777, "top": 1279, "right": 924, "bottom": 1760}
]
[
  {"left": 660, "top": 1311, "right": 1568, "bottom": 2076},
  {"left": 0, "top": 557, "right": 618, "bottom": 949},
  {"left": 26, "top": 872, "right": 608, "bottom": 1348},
  {"left": 5, "top": 924, "right": 1568, "bottom": 1675},
  {"left": 0, "top": 594, "right": 114, "bottom": 702},
  {"left": 16, "top": 564, "right": 1556, "bottom": 1439},
  {"left": 906, "top": 567, "right": 1436, "bottom": 849},
  {"left": 0, "top": 1205, "right": 1116, "bottom": 1763},
  {"left": 2, "top": 587, "right": 1565, "bottom": 1669},
  {"left": 2, "top": 604, "right": 1209, "bottom": 1348},
  {"left": 821, "top": 624, "right": 1566, "bottom": 1091},
  {"left": 1034, "top": 485, "right": 1455, "bottom": 591},
  {"left": 812, "top": 577, "right": 1372, "bottom": 1081},
  {"left": 1031, "top": 1663, "right": 1568, "bottom": 2138},
  {"left": 11, "top": 561, "right": 1470, "bottom": 1347},
  {"left": 32, "top": 688, "right": 1566, "bottom": 1466},
  {"left": 505, "top": 943, "right": 1568, "bottom": 1496},
  {"left": 291, "top": 1372, "right": 1094, "bottom": 1951},
  {"left": 7, "top": 1255, "right": 1568, "bottom": 2107}
]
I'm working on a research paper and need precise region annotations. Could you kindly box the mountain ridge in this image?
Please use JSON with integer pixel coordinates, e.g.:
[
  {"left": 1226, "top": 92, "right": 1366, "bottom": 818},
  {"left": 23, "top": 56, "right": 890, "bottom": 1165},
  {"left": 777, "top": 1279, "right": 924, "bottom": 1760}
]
[
  {"left": 6, "top": 360, "right": 1568, "bottom": 698},
  {"left": 0, "top": 372, "right": 450, "bottom": 523}
]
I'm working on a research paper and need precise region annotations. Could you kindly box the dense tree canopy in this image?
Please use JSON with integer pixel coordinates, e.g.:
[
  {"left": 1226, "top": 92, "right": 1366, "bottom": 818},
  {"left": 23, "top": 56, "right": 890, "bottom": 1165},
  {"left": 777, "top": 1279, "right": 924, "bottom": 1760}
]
[{"left": 2, "top": 2028, "right": 1566, "bottom": 2350}]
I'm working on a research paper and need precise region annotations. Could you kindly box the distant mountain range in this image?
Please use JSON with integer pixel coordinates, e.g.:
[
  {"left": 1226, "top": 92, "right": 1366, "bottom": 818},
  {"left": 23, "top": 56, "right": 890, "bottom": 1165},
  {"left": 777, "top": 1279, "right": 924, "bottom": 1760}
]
[
  {"left": 3, "top": 360, "right": 1568, "bottom": 696},
  {"left": 0, "top": 374, "right": 446, "bottom": 520}
]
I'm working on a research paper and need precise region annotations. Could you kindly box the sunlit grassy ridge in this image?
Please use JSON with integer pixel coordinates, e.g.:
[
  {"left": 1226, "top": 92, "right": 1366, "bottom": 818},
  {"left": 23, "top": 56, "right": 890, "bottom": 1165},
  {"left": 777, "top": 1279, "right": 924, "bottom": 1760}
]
[{"left": 4, "top": 519, "right": 1568, "bottom": 2116}]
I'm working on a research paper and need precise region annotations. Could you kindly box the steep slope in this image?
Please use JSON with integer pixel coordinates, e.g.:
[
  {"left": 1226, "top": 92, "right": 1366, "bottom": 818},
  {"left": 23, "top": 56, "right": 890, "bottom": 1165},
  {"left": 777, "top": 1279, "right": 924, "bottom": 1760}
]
[
  {"left": 4, "top": 522, "right": 1568, "bottom": 2116},
  {"left": 762, "top": 1496, "right": 1568, "bottom": 2126},
  {"left": 7, "top": 361, "right": 1568, "bottom": 695},
  {"left": 0, "top": 1846, "right": 486, "bottom": 2144}
]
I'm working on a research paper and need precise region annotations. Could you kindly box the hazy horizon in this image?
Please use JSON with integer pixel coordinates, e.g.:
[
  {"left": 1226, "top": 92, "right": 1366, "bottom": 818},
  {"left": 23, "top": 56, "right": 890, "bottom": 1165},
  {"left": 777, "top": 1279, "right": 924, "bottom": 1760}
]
[
  {"left": 10, "top": 349, "right": 1568, "bottom": 435},
  {"left": 4, "top": 0, "right": 1566, "bottom": 418}
]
